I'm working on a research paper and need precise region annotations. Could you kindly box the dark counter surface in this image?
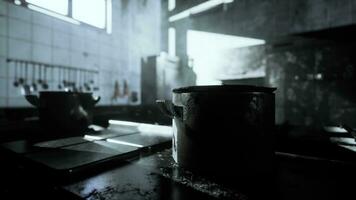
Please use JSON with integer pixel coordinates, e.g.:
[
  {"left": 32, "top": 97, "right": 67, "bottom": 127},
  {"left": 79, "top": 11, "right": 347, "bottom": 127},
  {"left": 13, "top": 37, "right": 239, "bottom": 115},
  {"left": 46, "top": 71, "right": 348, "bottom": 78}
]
[
  {"left": 63, "top": 149, "right": 248, "bottom": 200},
  {"left": 61, "top": 148, "right": 356, "bottom": 200},
  {"left": 1, "top": 122, "right": 356, "bottom": 199}
]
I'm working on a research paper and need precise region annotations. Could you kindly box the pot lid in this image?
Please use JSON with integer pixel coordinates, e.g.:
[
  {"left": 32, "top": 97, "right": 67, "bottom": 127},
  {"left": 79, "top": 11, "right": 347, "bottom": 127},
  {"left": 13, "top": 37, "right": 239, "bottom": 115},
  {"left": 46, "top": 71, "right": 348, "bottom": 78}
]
[{"left": 172, "top": 85, "right": 276, "bottom": 93}]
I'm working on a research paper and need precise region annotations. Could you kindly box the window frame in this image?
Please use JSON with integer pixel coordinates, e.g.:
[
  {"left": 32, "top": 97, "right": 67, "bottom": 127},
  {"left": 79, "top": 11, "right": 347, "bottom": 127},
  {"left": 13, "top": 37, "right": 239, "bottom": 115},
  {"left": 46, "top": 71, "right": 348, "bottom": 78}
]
[{"left": 9, "top": 0, "right": 111, "bottom": 33}]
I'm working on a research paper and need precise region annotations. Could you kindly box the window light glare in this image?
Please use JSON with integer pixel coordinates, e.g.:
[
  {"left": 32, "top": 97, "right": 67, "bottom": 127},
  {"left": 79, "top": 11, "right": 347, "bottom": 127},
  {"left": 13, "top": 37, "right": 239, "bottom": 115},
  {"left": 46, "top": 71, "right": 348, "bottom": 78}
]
[
  {"left": 26, "top": 0, "right": 68, "bottom": 15},
  {"left": 169, "top": 0, "right": 234, "bottom": 22},
  {"left": 73, "top": 0, "right": 106, "bottom": 29},
  {"left": 14, "top": 0, "right": 21, "bottom": 5},
  {"left": 106, "top": 139, "right": 144, "bottom": 148},
  {"left": 106, "top": 0, "right": 112, "bottom": 34},
  {"left": 28, "top": 4, "right": 80, "bottom": 25},
  {"left": 168, "top": 0, "right": 176, "bottom": 11}
]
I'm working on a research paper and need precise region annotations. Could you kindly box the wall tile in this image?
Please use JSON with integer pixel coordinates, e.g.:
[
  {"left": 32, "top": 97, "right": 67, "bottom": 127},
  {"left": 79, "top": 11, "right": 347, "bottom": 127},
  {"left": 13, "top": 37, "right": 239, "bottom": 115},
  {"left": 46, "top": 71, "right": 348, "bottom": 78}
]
[
  {"left": 99, "top": 57, "right": 114, "bottom": 71},
  {"left": 9, "top": 18, "right": 31, "bottom": 41},
  {"left": 70, "top": 25, "right": 86, "bottom": 37},
  {"left": 8, "top": 4, "right": 31, "bottom": 22},
  {"left": 85, "top": 41, "right": 99, "bottom": 55},
  {"left": 0, "top": 16, "right": 7, "bottom": 36},
  {"left": 99, "top": 44, "right": 113, "bottom": 58},
  {"left": 0, "top": 78, "right": 7, "bottom": 97},
  {"left": 0, "top": 36, "right": 6, "bottom": 56},
  {"left": 52, "top": 47, "right": 70, "bottom": 66},
  {"left": 0, "top": 97, "right": 6, "bottom": 107},
  {"left": 32, "top": 43, "right": 51, "bottom": 63},
  {"left": 52, "top": 17, "right": 71, "bottom": 33},
  {"left": 53, "top": 31, "right": 70, "bottom": 49},
  {"left": 85, "top": 53, "right": 100, "bottom": 69},
  {"left": 99, "top": 33, "right": 112, "bottom": 47},
  {"left": 33, "top": 24, "right": 52, "bottom": 45},
  {"left": 70, "top": 51, "right": 85, "bottom": 68},
  {"left": 0, "top": 1, "right": 7, "bottom": 16},
  {"left": 0, "top": 56, "right": 7, "bottom": 78},
  {"left": 32, "top": 11, "right": 52, "bottom": 28},
  {"left": 70, "top": 35, "right": 85, "bottom": 51},
  {"left": 7, "top": 61, "right": 15, "bottom": 78},
  {"left": 85, "top": 28, "right": 100, "bottom": 41},
  {"left": 8, "top": 38, "right": 31, "bottom": 60}
]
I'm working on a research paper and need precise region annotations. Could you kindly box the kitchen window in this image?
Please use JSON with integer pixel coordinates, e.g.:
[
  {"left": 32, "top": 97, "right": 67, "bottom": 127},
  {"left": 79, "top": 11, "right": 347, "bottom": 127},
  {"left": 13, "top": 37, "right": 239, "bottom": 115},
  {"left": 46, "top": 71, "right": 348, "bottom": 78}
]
[{"left": 12, "top": 0, "right": 112, "bottom": 33}]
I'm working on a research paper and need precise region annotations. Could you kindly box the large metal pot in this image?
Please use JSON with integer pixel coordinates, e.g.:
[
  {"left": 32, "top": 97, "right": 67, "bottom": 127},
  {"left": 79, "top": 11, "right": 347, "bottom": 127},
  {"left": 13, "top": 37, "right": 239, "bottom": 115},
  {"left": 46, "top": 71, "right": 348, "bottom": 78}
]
[
  {"left": 157, "top": 85, "right": 276, "bottom": 179},
  {"left": 25, "top": 91, "right": 100, "bottom": 134}
]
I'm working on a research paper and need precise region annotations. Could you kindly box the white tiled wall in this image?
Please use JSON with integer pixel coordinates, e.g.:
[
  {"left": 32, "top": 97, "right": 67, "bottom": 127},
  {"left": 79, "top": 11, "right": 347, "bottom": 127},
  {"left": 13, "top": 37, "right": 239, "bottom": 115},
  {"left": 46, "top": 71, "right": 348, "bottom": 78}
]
[
  {"left": 9, "top": 18, "right": 31, "bottom": 41},
  {"left": 0, "top": 56, "right": 6, "bottom": 77},
  {"left": 0, "top": 0, "right": 161, "bottom": 107},
  {"left": 0, "top": 36, "right": 6, "bottom": 56},
  {"left": 0, "top": 16, "right": 6, "bottom": 36},
  {"left": 8, "top": 38, "right": 32, "bottom": 60},
  {"left": 33, "top": 24, "right": 51, "bottom": 45}
]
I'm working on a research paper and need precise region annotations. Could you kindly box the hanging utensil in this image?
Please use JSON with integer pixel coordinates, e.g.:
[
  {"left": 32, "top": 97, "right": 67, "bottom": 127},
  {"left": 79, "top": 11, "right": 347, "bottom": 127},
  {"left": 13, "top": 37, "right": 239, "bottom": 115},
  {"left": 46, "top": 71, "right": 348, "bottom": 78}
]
[
  {"left": 93, "top": 72, "right": 99, "bottom": 91},
  {"left": 78, "top": 69, "right": 82, "bottom": 92},
  {"left": 341, "top": 124, "right": 356, "bottom": 141},
  {"left": 13, "top": 61, "right": 19, "bottom": 87},
  {"left": 83, "top": 71, "right": 89, "bottom": 91},
  {"left": 31, "top": 63, "right": 37, "bottom": 92},
  {"left": 18, "top": 62, "right": 25, "bottom": 86},
  {"left": 58, "top": 67, "right": 62, "bottom": 90},
  {"left": 42, "top": 65, "right": 49, "bottom": 90},
  {"left": 50, "top": 65, "right": 54, "bottom": 90},
  {"left": 123, "top": 79, "right": 129, "bottom": 96},
  {"left": 68, "top": 68, "right": 72, "bottom": 91},
  {"left": 37, "top": 64, "right": 43, "bottom": 85},
  {"left": 63, "top": 67, "right": 67, "bottom": 88},
  {"left": 71, "top": 68, "right": 75, "bottom": 90},
  {"left": 23, "top": 62, "right": 31, "bottom": 95},
  {"left": 72, "top": 69, "right": 78, "bottom": 92},
  {"left": 86, "top": 71, "right": 91, "bottom": 91},
  {"left": 89, "top": 72, "right": 94, "bottom": 84}
]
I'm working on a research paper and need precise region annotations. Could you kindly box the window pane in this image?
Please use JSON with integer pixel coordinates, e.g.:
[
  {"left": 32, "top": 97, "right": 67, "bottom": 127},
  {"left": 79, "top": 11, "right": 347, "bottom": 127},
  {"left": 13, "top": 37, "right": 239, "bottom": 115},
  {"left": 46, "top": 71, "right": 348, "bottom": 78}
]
[
  {"left": 73, "top": 0, "right": 106, "bottom": 28},
  {"left": 26, "top": 0, "right": 68, "bottom": 15}
]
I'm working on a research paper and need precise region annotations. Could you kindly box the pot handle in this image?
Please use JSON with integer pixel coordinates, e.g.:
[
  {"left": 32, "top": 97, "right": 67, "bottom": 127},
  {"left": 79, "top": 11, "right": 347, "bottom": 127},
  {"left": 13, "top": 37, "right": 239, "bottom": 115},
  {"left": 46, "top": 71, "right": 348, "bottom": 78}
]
[
  {"left": 93, "top": 95, "right": 101, "bottom": 105},
  {"left": 341, "top": 124, "right": 356, "bottom": 141},
  {"left": 156, "top": 100, "right": 183, "bottom": 119},
  {"left": 25, "top": 95, "right": 39, "bottom": 107}
]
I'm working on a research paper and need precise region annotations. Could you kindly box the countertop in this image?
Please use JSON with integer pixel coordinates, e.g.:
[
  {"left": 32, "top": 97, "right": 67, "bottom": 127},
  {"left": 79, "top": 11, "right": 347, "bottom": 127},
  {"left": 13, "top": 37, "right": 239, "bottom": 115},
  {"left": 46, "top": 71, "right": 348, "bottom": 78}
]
[
  {"left": 2, "top": 146, "right": 356, "bottom": 200},
  {"left": 1, "top": 123, "right": 356, "bottom": 199}
]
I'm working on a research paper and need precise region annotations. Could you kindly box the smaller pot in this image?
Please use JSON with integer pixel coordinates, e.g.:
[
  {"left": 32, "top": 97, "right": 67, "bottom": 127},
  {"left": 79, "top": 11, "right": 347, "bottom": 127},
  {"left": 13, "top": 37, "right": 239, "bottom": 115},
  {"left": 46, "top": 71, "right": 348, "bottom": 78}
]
[{"left": 25, "top": 91, "right": 100, "bottom": 134}]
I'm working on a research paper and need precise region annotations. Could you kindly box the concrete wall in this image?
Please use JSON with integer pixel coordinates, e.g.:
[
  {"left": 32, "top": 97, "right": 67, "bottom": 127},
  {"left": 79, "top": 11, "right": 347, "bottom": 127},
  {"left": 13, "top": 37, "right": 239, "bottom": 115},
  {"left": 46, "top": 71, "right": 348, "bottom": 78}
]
[
  {"left": 266, "top": 39, "right": 356, "bottom": 127},
  {"left": 165, "top": 0, "right": 356, "bottom": 127},
  {"left": 168, "top": 0, "right": 356, "bottom": 67},
  {"left": 172, "top": 0, "right": 356, "bottom": 39},
  {"left": 0, "top": 0, "right": 161, "bottom": 107}
]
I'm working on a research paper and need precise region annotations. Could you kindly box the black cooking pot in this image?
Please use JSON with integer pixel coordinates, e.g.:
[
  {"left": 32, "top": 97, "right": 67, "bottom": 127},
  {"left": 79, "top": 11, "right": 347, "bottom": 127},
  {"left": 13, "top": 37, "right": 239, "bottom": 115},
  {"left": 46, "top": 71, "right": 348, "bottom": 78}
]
[
  {"left": 25, "top": 91, "right": 100, "bottom": 134},
  {"left": 157, "top": 85, "right": 276, "bottom": 179}
]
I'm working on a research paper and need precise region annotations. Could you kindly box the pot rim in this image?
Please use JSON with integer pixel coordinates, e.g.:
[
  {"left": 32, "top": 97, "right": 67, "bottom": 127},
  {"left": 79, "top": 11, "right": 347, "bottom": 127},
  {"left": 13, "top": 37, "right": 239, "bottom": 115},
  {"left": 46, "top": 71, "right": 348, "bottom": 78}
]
[
  {"left": 39, "top": 91, "right": 93, "bottom": 95},
  {"left": 172, "top": 85, "right": 276, "bottom": 94}
]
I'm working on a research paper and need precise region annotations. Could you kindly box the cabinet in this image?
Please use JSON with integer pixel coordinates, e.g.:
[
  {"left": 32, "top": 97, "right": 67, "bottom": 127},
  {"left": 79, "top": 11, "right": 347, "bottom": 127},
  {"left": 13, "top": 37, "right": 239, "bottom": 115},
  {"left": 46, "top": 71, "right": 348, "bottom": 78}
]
[{"left": 141, "top": 53, "right": 180, "bottom": 104}]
